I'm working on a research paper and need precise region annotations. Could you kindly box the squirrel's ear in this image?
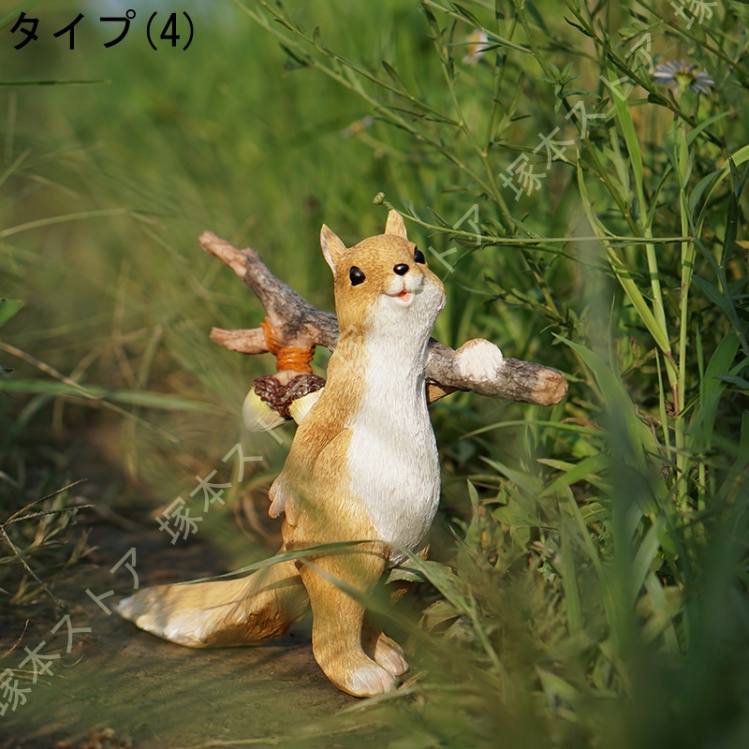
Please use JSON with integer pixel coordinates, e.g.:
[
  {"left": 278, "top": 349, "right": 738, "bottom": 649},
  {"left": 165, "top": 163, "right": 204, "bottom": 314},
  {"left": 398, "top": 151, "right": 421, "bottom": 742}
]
[
  {"left": 320, "top": 225, "right": 347, "bottom": 273},
  {"left": 384, "top": 210, "right": 408, "bottom": 239}
]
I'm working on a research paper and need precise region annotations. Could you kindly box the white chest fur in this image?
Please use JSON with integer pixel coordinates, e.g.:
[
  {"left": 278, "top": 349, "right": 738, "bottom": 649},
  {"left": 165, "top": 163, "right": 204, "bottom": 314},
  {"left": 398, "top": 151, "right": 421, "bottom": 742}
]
[{"left": 346, "top": 299, "right": 441, "bottom": 566}]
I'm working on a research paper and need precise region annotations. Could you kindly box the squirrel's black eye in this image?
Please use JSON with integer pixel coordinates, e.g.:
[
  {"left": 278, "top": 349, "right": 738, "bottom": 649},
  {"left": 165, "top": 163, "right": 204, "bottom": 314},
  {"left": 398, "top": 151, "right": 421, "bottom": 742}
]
[
  {"left": 414, "top": 248, "right": 426, "bottom": 264},
  {"left": 349, "top": 266, "right": 366, "bottom": 286}
]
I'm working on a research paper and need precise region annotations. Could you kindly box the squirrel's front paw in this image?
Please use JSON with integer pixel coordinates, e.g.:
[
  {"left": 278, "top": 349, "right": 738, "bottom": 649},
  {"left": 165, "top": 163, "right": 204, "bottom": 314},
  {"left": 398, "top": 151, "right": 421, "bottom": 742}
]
[{"left": 455, "top": 338, "right": 504, "bottom": 383}]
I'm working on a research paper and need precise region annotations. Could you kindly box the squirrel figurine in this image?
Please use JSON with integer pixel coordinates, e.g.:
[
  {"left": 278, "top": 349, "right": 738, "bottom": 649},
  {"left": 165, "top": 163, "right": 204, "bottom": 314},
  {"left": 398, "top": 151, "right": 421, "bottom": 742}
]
[{"left": 117, "top": 212, "right": 447, "bottom": 696}]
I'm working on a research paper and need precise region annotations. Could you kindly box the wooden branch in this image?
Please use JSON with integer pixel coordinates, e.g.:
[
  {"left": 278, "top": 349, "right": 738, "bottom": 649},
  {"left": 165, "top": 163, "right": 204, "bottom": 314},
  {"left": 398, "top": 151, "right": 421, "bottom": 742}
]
[
  {"left": 199, "top": 231, "right": 568, "bottom": 407},
  {"left": 201, "top": 231, "right": 338, "bottom": 347},
  {"left": 209, "top": 327, "right": 267, "bottom": 354},
  {"left": 426, "top": 341, "right": 567, "bottom": 406}
]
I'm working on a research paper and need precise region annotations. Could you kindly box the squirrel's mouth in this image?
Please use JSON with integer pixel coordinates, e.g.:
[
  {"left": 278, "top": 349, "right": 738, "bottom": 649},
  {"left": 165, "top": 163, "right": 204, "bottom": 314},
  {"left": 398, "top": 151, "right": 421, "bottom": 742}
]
[
  {"left": 387, "top": 276, "right": 423, "bottom": 306},
  {"left": 390, "top": 285, "right": 417, "bottom": 306}
]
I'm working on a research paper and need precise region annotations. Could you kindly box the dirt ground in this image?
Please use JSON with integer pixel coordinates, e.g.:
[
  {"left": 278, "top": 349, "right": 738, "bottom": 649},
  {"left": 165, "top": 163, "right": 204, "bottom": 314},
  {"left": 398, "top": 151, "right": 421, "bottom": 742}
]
[{"left": 0, "top": 514, "right": 394, "bottom": 749}]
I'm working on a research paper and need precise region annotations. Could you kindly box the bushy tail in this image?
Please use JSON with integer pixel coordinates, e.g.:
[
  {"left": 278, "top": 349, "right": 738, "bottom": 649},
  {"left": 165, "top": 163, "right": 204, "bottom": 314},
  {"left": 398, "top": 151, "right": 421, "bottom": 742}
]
[{"left": 116, "top": 555, "right": 308, "bottom": 648}]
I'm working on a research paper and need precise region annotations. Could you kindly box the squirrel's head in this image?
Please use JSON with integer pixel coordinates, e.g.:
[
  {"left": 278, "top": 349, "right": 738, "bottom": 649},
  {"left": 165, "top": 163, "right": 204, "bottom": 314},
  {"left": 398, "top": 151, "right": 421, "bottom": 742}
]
[{"left": 320, "top": 211, "right": 446, "bottom": 334}]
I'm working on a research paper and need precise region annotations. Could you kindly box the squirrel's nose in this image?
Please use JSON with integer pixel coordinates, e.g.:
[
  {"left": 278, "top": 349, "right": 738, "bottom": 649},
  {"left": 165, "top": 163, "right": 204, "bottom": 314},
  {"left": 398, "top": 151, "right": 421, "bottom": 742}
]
[{"left": 393, "top": 263, "right": 409, "bottom": 276}]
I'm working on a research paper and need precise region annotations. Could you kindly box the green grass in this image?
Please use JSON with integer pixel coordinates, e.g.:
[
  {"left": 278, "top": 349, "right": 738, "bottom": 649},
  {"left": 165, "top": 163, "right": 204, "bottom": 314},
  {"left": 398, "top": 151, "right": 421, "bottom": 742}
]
[{"left": 1, "top": 0, "right": 748, "bottom": 746}]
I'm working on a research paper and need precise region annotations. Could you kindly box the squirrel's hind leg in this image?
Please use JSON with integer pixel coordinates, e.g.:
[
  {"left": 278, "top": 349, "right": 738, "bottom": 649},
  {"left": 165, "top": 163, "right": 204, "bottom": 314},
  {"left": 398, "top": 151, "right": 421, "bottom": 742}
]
[
  {"left": 300, "top": 547, "right": 396, "bottom": 697},
  {"left": 361, "top": 578, "right": 413, "bottom": 677},
  {"left": 362, "top": 545, "right": 430, "bottom": 679}
]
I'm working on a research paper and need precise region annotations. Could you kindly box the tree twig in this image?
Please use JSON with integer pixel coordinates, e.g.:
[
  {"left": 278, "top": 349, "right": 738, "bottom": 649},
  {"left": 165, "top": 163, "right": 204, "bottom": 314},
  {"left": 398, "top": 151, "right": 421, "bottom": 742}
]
[{"left": 199, "top": 231, "right": 568, "bottom": 409}]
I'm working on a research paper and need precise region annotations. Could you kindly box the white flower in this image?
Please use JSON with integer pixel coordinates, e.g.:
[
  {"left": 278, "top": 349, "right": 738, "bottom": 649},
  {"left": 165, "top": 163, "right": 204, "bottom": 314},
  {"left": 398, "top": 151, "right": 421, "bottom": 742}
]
[
  {"left": 462, "top": 30, "right": 490, "bottom": 65},
  {"left": 653, "top": 60, "right": 715, "bottom": 95}
]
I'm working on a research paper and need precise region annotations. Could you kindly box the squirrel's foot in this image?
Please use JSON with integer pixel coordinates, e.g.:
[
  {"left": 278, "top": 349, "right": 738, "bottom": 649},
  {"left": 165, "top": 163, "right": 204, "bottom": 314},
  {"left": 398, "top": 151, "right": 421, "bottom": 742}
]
[
  {"left": 321, "top": 652, "right": 398, "bottom": 697},
  {"left": 373, "top": 633, "right": 409, "bottom": 677}
]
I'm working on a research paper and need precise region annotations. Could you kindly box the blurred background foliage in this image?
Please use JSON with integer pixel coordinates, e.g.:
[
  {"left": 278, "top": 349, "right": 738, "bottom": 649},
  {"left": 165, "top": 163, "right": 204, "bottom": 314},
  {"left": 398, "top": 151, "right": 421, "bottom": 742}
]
[{"left": 1, "top": 0, "right": 748, "bottom": 746}]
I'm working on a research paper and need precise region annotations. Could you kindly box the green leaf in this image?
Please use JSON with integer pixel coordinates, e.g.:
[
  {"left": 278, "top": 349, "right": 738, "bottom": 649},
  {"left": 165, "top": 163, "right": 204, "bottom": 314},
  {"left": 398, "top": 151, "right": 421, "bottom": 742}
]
[
  {"left": 189, "top": 540, "right": 377, "bottom": 584},
  {"left": 698, "top": 144, "right": 749, "bottom": 219},
  {"left": 737, "top": 411, "right": 749, "bottom": 474},
  {"left": 421, "top": 599, "right": 461, "bottom": 630},
  {"left": 405, "top": 557, "right": 472, "bottom": 614},
  {"left": 694, "top": 276, "right": 736, "bottom": 321},
  {"left": 0, "top": 2, "right": 37, "bottom": 31},
  {"left": 541, "top": 454, "right": 610, "bottom": 497},
  {"left": 558, "top": 487, "right": 605, "bottom": 574},
  {"left": 0, "top": 299, "right": 23, "bottom": 328},
  {"left": 641, "top": 571, "right": 681, "bottom": 651},
  {"left": 467, "top": 479, "right": 480, "bottom": 516},
  {"left": 577, "top": 162, "right": 670, "bottom": 353},
  {"left": 382, "top": 60, "right": 406, "bottom": 91},
  {"left": 715, "top": 375, "right": 749, "bottom": 388},
  {"left": 421, "top": 3, "right": 441, "bottom": 40},
  {"left": 481, "top": 456, "right": 544, "bottom": 496},
  {"left": 510, "top": 216, "right": 544, "bottom": 238},
  {"left": 689, "top": 168, "right": 720, "bottom": 221},
  {"left": 691, "top": 331, "right": 741, "bottom": 449},
  {"left": 723, "top": 156, "right": 749, "bottom": 267},
  {"left": 560, "top": 512, "right": 584, "bottom": 634},
  {"left": 557, "top": 336, "right": 657, "bottom": 471},
  {"left": 452, "top": 3, "right": 482, "bottom": 28},
  {"left": 537, "top": 666, "right": 581, "bottom": 704},
  {"left": 279, "top": 44, "right": 310, "bottom": 69},
  {"left": 723, "top": 188, "right": 739, "bottom": 269},
  {"left": 630, "top": 520, "right": 662, "bottom": 606},
  {"left": 608, "top": 65, "right": 643, "bottom": 197},
  {"left": 674, "top": 123, "right": 691, "bottom": 187},
  {"left": 0, "top": 80, "right": 107, "bottom": 87},
  {"left": 0, "top": 379, "right": 219, "bottom": 412},
  {"left": 686, "top": 110, "right": 733, "bottom": 146}
]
